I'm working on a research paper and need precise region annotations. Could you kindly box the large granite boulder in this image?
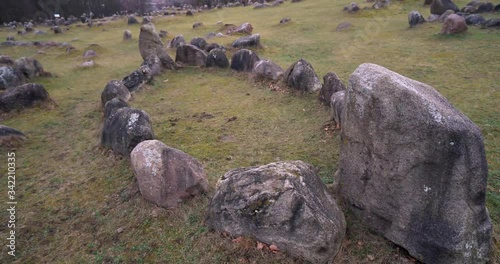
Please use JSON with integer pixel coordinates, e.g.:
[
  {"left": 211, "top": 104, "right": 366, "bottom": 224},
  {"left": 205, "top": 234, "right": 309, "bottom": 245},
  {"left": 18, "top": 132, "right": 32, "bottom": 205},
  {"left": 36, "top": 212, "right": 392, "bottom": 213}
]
[
  {"left": 205, "top": 48, "right": 229, "bottom": 68},
  {"left": 175, "top": 44, "right": 207, "bottom": 67},
  {"left": 338, "top": 63, "right": 492, "bottom": 264},
  {"left": 206, "top": 161, "right": 346, "bottom": 264},
  {"left": 408, "top": 11, "right": 426, "bottom": 27},
  {"left": 252, "top": 59, "right": 284, "bottom": 81},
  {"left": 130, "top": 140, "right": 209, "bottom": 208},
  {"left": 139, "top": 23, "right": 163, "bottom": 60},
  {"left": 0, "top": 125, "right": 26, "bottom": 147},
  {"left": 282, "top": 59, "right": 322, "bottom": 93},
  {"left": 430, "top": 0, "right": 459, "bottom": 15},
  {"left": 0, "top": 83, "right": 53, "bottom": 112},
  {"left": 0, "top": 66, "right": 25, "bottom": 90},
  {"left": 122, "top": 65, "right": 153, "bottom": 92},
  {"left": 13, "top": 57, "right": 49, "bottom": 79},
  {"left": 232, "top": 34, "right": 261, "bottom": 48},
  {"left": 101, "top": 107, "right": 154, "bottom": 156},
  {"left": 230, "top": 49, "right": 260, "bottom": 72},
  {"left": 441, "top": 14, "right": 468, "bottom": 34},
  {"left": 319, "top": 72, "right": 345, "bottom": 106},
  {"left": 101, "top": 80, "right": 131, "bottom": 107}
]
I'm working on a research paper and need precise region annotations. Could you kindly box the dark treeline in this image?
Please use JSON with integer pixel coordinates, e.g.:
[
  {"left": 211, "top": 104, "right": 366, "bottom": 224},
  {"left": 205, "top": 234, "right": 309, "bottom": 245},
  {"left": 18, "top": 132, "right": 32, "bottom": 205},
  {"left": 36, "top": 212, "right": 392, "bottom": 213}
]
[{"left": 0, "top": 0, "right": 153, "bottom": 24}]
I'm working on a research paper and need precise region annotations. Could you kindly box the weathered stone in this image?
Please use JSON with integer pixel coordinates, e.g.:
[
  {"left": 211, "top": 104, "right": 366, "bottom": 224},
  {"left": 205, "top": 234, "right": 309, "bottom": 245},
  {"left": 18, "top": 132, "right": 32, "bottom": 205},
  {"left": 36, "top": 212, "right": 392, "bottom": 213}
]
[
  {"left": 175, "top": 44, "right": 207, "bottom": 67},
  {"left": 104, "top": 97, "right": 129, "bottom": 119},
  {"left": 0, "top": 66, "right": 25, "bottom": 90},
  {"left": 127, "top": 15, "right": 139, "bottom": 25},
  {"left": 193, "top": 22, "right": 204, "bottom": 29},
  {"left": 168, "top": 35, "right": 185, "bottom": 49},
  {"left": 83, "top": 49, "right": 97, "bottom": 58},
  {"left": 123, "top": 30, "right": 132, "bottom": 41},
  {"left": 101, "top": 107, "right": 154, "bottom": 156},
  {"left": 122, "top": 65, "right": 153, "bottom": 92},
  {"left": 13, "top": 57, "right": 49, "bottom": 79},
  {"left": 205, "top": 48, "right": 229, "bottom": 68},
  {"left": 441, "top": 14, "right": 468, "bottom": 34},
  {"left": 186, "top": 10, "right": 194, "bottom": 16},
  {"left": 482, "top": 18, "right": 500, "bottom": 27},
  {"left": 344, "top": 3, "right": 360, "bottom": 13},
  {"left": 330, "top": 90, "right": 345, "bottom": 128},
  {"left": 280, "top": 17, "right": 291, "bottom": 24},
  {"left": 227, "top": 22, "right": 253, "bottom": 35},
  {"left": 430, "top": 0, "right": 459, "bottom": 15},
  {"left": 252, "top": 60, "right": 284, "bottom": 81},
  {"left": 232, "top": 34, "right": 261, "bottom": 48},
  {"left": 141, "top": 16, "right": 152, "bottom": 24},
  {"left": 206, "top": 161, "right": 346, "bottom": 264},
  {"left": 476, "top": 2, "right": 494, "bottom": 13},
  {"left": 283, "top": 59, "right": 322, "bottom": 93},
  {"left": 159, "top": 30, "right": 168, "bottom": 38},
  {"left": 336, "top": 21, "right": 352, "bottom": 31},
  {"left": 372, "top": 0, "right": 390, "bottom": 9},
  {"left": 428, "top": 14, "right": 440, "bottom": 22},
  {"left": 139, "top": 23, "right": 163, "bottom": 60},
  {"left": 338, "top": 63, "right": 492, "bottom": 264},
  {"left": 130, "top": 140, "right": 209, "bottom": 208},
  {"left": 6, "top": 36, "right": 15, "bottom": 41},
  {"left": 438, "top": 9, "right": 455, "bottom": 22},
  {"left": 157, "top": 49, "right": 178, "bottom": 70},
  {"left": 230, "top": 49, "right": 260, "bottom": 72},
  {"left": 53, "top": 26, "right": 62, "bottom": 34},
  {"left": 0, "top": 125, "right": 26, "bottom": 147},
  {"left": 189, "top": 37, "right": 207, "bottom": 50},
  {"left": 409, "top": 11, "right": 426, "bottom": 27},
  {"left": 79, "top": 60, "right": 95, "bottom": 68},
  {"left": 0, "top": 83, "right": 52, "bottom": 112},
  {"left": 0, "top": 55, "right": 14, "bottom": 66},
  {"left": 465, "top": 14, "right": 486, "bottom": 25},
  {"left": 141, "top": 54, "right": 163, "bottom": 76},
  {"left": 101, "top": 80, "right": 131, "bottom": 107},
  {"left": 319, "top": 72, "right": 345, "bottom": 106},
  {"left": 205, "top": 43, "right": 225, "bottom": 52}
]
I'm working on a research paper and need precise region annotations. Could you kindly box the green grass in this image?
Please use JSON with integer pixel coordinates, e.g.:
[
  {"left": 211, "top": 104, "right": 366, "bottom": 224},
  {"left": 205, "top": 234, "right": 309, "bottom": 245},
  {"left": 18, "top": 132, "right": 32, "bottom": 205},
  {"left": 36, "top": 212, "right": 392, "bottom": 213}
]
[{"left": 0, "top": 0, "right": 499, "bottom": 263}]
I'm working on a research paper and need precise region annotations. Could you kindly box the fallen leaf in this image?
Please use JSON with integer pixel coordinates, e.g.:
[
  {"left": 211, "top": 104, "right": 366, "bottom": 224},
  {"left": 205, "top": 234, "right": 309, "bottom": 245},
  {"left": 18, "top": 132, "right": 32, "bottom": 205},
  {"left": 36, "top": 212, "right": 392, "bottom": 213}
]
[
  {"left": 232, "top": 236, "right": 243, "bottom": 243},
  {"left": 367, "top": 254, "right": 375, "bottom": 261},
  {"left": 256, "top": 241, "right": 267, "bottom": 250},
  {"left": 269, "top": 244, "right": 279, "bottom": 253},
  {"left": 357, "top": 241, "right": 364, "bottom": 246}
]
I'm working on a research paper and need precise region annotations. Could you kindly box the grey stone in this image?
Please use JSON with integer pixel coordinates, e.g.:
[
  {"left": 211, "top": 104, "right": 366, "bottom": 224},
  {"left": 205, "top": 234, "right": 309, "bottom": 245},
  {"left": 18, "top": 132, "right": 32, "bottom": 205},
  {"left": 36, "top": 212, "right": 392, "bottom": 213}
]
[
  {"left": 141, "top": 54, "right": 163, "bottom": 76},
  {"left": 283, "top": 59, "right": 322, "bottom": 93},
  {"left": 122, "top": 65, "right": 153, "bottom": 92},
  {"left": 232, "top": 34, "right": 261, "bottom": 48},
  {"left": 128, "top": 16, "right": 139, "bottom": 25},
  {"left": 189, "top": 37, "right": 207, "bottom": 50},
  {"left": 0, "top": 125, "right": 26, "bottom": 147},
  {"left": 482, "top": 18, "right": 500, "bottom": 28},
  {"left": 131, "top": 140, "right": 209, "bottom": 208},
  {"left": 205, "top": 48, "right": 229, "bottom": 68},
  {"left": 139, "top": 23, "right": 163, "bottom": 60},
  {"left": 168, "top": 35, "right": 185, "bottom": 49},
  {"left": 101, "top": 107, "right": 154, "bottom": 156},
  {"left": 344, "top": 3, "right": 360, "bottom": 13},
  {"left": 338, "top": 63, "right": 492, "bottom": 264},
  {"left": 252, "top": 59, "right": 284, "bottom": 81},
  {"left": 13, "top": 57, "right": 49, "bottom": 79},
  {"left": 230, "top": 49, "right": 260, "bottom": 72},
  {"left": 438, "top": 10, "right": 455, "bottom": 22},
  {"left": 441, "top": 14, "right": 468, "bottom": 34},
  {"left": 104, "top": 97, "right": 129, "bottom": 119},
  {"left": 175, "top": 44, "right": 207, "bottom": 66},
  {"left": 123, "top": 30, "right": 132, "bottom": 40},
  {"left": 319, "top": 72, "right": 345, "bottom": 106},
  {"left": 227, "top": 22, "right": 253, "bottom": 35},
  {"left": 101, "top": 79, "right": 131, "bottom": 107},
  {"left": 465, "top": 14, "right": 486, "bottom": 25},
  {"left": 83, "top": 49, "right": 97, "bottom": 58},
  {"left": 330, "top": 90, "right": 345, "bottom": 128},
  {"left": 0, "top": 66, "right": 25, "bottom": 90},
  {"left": 409, "top": 11, "right": 426, "bottom": 27},
  {"left": 206, "top": 161, "right": 346, "bottom": 264},
  {"left": 0, "top": 83, "right": 52, "bottom": 112},
  {"left": 431, "top": 0, "right": 459, "bottom": 15}
]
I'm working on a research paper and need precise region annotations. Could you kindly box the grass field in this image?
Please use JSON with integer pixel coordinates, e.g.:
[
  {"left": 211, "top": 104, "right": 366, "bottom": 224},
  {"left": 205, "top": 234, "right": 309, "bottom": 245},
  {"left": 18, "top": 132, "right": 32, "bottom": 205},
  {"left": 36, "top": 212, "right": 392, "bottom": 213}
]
[{"left": 0, "top": 0, "right": 499, "bottom": 263}]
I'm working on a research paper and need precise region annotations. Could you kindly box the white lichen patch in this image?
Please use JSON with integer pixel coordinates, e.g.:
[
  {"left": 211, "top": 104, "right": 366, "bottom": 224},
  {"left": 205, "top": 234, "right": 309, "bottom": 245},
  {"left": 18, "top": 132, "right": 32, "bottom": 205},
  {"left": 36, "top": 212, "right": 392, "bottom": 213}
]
[
  {"left": 423, "top": 185, "right": 431, "bottom": 193},
  {"left": 127, "top": 112, "right": 139, "bottom": 130}
]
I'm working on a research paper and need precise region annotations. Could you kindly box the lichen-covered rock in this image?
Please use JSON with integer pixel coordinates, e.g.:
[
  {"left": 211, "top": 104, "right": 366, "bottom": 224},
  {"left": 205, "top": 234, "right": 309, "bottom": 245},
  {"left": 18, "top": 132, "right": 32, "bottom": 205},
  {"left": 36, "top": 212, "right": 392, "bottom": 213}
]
[
  {"left": 0, "top": 66, "right": 25, "bottom": 90},
  {"left": 441, "top": 14, "right": 468, "bottom": 34},
  {"left": 131, "top": 140, "right": 209, "bottom": 208},
  {"left": 122, "top": 65, "right": 153, "bottom": 92},
  {"left": 227, "top": 22, "right": 253, "bottom": 35},
  {"left": 0, "top": 83, "right": 53, "bottom": 112},
  {"left": 408, "top": 11, "right": 426, "bottom": 28},
  {"left": 101, "top": 80, "right": 131, "bottom": 107},
  {"left": 175, "top": 44, "right": 207, "bottom": 67},
  {"left": 482, "top": 18, "right": 500, "bottom": 28},
  {"left": 141, "top": 54, "right": 163, "bottom": 76},
  {"left": 465, "top": 14, "right": 486, "bottom": 25},
  {"left": 139, "top": 23, "right": 163, "bottom": 60},
  {"left": 189, "top": 37, "right": 207, "bottom": 50},
  {"left": 283, "top": 59, "right": 322, "bottom": 92},
  {"left": 339, "top": 63, "right": 492, "bottom": 264},
  {"left": 319, "top": 72, "right": 345, "bottom": 106},
  {"left": 206, "top": 161, "right": 346, "bottom": 264},
  {"left": 252, "top": 59, "right": 283, "bottom": 81},
  {"left": 205, "top": 48, "right": 229, "bottom": 68},
  {"left": 101, "top": 107, "right": 154, "bottom": 156},
  {"left": 232, "top": 34, "right": 261, "bottom": 48},
  {"left": 230, "top": 49, "right": 260, "bottom": 72}
]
